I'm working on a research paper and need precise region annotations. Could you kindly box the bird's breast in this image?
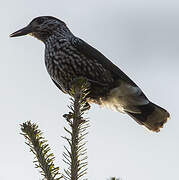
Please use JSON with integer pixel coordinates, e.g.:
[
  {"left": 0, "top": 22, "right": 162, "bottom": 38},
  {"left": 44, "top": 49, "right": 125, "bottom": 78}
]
[{"left": 44, "top": 39, "right": 115, "bottom": 95}]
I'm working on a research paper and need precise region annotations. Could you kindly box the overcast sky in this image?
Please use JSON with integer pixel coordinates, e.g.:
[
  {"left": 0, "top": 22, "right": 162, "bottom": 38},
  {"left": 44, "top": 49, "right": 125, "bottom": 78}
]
[{"left": 1, "top": 0, "right": 179, "bottom": 180}]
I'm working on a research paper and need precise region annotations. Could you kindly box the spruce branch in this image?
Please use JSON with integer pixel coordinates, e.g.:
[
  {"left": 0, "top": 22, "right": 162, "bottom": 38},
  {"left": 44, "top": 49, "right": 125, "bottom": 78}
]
[
  {"left": 63, "top": 77, "right": 90, "bottom": 180},
  {"left": 19, "top": 78, "right": 121, "bottom": 179},
  {"left": 20, "top": 121, "right": 63, "bottom": 180}
]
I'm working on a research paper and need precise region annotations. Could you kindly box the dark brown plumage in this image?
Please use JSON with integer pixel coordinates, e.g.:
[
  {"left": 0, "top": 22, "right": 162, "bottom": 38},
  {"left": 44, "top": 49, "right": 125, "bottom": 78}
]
[{"left": 10, "top": 16, "right": 170, "bottom": 132}]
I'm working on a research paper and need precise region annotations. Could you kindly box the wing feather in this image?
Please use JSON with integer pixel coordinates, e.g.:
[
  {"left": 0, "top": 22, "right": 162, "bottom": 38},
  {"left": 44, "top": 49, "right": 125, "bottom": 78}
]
[{"left": 70, "top": 37, "right": 137, "bottom": 86}]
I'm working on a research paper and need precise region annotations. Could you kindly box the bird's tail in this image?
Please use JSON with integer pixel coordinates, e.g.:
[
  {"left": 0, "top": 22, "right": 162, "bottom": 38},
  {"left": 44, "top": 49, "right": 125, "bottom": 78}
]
[{"left": 126, "top": 102, "right": 170, "bottom": 132}]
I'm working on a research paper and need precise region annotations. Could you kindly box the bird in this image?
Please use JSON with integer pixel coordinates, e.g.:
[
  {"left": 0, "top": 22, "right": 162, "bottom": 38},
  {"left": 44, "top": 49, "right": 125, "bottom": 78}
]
[{"left": 10, "top": 16, "right": 170, "bottom": 132}]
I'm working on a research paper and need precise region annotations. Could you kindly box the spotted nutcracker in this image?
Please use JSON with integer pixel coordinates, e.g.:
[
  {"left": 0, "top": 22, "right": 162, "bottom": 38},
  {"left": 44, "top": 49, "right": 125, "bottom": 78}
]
[{"left": 10, "top": 16, "right": 170, "bottom": 132}]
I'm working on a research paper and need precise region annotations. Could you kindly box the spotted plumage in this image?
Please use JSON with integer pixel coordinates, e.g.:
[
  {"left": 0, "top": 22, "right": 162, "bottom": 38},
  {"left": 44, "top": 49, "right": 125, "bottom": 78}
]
[
  {"left": 45, "top": 34, "right": 114, "bottom": 99},
  {"left": 10, "top": 16, "right": 170, "bottom": 132}
]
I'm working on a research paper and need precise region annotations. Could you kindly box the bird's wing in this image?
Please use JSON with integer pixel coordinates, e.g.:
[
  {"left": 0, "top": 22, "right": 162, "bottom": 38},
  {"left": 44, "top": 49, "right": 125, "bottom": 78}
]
[{"left": 70, "top": 37, "right": 137, "bottom": 86}]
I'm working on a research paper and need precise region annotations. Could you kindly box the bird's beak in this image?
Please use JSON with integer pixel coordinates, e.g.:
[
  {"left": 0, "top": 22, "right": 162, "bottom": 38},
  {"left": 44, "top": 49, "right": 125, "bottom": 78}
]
[{"left": 10, "top": 25, "right": 34, "bottom": 37}]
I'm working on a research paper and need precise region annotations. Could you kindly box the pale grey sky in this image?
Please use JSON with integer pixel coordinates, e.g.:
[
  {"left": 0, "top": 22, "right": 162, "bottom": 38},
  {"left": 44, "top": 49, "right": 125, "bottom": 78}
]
[{"left": 1, "top": 0, "right": 179, "bottom": 180}]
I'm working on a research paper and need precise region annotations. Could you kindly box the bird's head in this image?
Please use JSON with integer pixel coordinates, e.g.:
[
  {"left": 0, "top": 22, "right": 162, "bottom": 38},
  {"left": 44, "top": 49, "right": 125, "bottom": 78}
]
[{"left": 10, "top": 16, "right": 66, "bottom": 42}]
